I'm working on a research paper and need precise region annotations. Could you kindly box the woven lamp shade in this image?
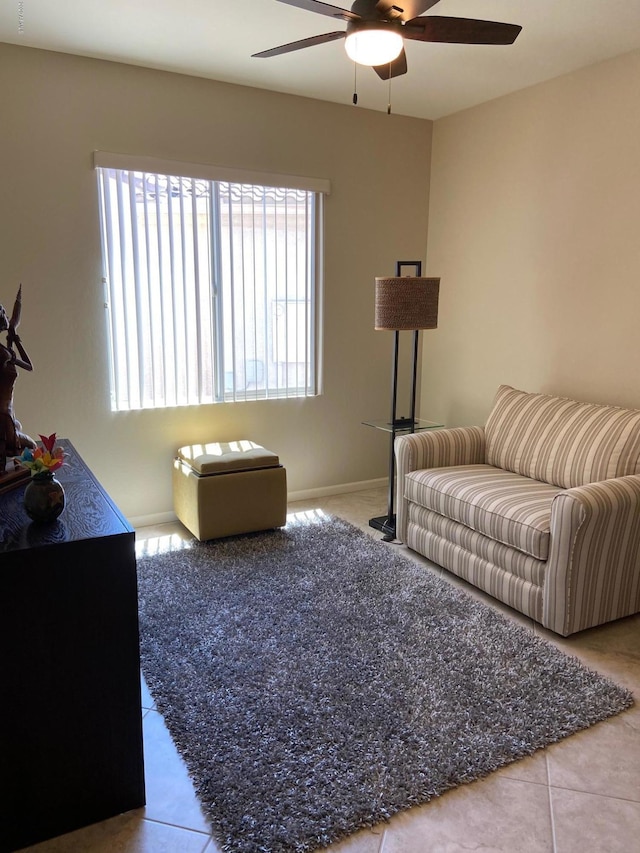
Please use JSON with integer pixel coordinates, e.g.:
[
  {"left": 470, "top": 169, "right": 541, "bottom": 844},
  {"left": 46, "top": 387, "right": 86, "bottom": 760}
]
[{"left": 375, "top": 277, "right": 440, "bottom": 331}]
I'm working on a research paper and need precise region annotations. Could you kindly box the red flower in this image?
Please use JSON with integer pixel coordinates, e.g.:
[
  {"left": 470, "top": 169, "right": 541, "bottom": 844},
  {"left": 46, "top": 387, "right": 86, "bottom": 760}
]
[{"left": 39, "top": 433, "right": 57, "bottom": 453}]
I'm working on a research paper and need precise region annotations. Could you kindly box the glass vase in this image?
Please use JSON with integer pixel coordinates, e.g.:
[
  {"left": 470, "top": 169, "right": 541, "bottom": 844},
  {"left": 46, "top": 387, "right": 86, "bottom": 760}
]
[{"left": 23, "top": 471, "right": 65, "bottom": 523}]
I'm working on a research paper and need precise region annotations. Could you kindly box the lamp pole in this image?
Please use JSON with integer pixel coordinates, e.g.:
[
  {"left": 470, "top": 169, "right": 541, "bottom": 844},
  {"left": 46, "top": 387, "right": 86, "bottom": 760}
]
[{"left": 380, "top": 260, "right": 422, "bottom": 541}]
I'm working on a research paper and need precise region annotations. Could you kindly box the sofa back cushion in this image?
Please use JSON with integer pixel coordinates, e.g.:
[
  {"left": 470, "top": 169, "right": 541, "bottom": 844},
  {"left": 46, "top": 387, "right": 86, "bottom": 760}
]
[{"left": 485, "top": 385, "right": 640, "bottom": 488}]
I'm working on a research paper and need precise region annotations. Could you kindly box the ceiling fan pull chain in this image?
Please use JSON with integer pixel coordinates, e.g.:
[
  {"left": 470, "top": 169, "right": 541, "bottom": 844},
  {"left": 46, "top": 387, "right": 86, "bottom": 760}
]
[
  {"left": 353, "top": 61, "right": 358, "bottom": 105},
  {"left": 388, "top": 70, "right": 392, "bottom": 115}
]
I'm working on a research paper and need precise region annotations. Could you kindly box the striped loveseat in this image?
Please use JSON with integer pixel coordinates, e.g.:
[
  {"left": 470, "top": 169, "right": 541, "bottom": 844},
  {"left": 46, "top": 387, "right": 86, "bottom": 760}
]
[{"left": 395, "top": 385, "right": 640, "bottom": 636}]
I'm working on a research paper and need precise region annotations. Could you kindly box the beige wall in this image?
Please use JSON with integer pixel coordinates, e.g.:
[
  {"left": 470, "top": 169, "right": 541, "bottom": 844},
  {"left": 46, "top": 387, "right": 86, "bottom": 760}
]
[
  {"left": 0, "top": 43, "right": 432, "bottom": 520},
  {"left": 423, "top": 49, "right": 640, "bottom": 428}
]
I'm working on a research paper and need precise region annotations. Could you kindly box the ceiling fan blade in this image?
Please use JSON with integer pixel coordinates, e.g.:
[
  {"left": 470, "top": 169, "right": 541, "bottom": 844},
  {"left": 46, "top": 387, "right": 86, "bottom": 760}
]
[
  {"left": 252, "top": 31, "right": 346, "bottom": 58},
  {"left": 372, "top": 47, "right": 408, "bottom": 79},
  {"left": 403, "top": 16, "right": 522, "bottom": 45},
  {"left": 275, "top": 0, "right": 359, "bottom": 21},
  {"left": 375, "top": 1, "right": 441, "bottom": 21}
]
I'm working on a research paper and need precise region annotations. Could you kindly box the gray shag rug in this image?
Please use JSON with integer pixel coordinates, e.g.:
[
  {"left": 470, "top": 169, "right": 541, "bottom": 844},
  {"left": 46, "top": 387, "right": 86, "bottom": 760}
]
[{"left": 137, "top": 514, "right": 633, "bottom": 853}]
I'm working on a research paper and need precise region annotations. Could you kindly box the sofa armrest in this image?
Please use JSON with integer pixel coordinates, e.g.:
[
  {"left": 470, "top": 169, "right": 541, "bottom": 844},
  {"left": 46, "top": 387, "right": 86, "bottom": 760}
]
[
  {"left": 394, "top": 426, "right": 486, "bottom": 544},
  {"left": 544, "top": 475, "right": 640, "bottom": 635}
]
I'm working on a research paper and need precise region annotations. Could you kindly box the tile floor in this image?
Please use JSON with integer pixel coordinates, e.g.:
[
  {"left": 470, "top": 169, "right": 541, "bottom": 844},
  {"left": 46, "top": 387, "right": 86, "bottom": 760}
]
[{"left": 18, "top": 486, "right": 640, "bottom": 853}]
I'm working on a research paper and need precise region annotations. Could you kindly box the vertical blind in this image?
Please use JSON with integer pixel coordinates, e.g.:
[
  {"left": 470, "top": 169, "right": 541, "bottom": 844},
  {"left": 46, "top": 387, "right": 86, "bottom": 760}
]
[{"left": 95, "top": 156, "right": 327, "bottom": 411}]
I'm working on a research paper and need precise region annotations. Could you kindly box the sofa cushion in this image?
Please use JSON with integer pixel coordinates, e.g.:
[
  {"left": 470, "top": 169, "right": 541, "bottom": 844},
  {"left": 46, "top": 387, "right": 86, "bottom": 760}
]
[
  {"left": 407, "top": 503, "right": 547, "bottom": 588},
  {"left": 485, "top": 385, "right": 640, "bottom": 489},
  {"left": 404, "top": 464, "right": 561, "bottom": 560}
]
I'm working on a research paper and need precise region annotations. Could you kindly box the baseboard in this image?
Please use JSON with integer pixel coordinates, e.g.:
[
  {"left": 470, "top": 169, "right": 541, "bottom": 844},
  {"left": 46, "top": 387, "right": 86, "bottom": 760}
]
[
  {"left": 130, "top": 510, "right": 178, "bottom": 529},
  {"left": 287, "top": 477, "right": 387, "bottom": 502},
  {"left": 129, "top": 477, "right": 387, "bottom": 530}
]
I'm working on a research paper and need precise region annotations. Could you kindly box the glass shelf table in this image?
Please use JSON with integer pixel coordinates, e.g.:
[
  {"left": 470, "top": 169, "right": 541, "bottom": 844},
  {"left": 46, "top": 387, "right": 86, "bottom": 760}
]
[{"left": 362, "top": 417, "right": 444, "bottom": 541}]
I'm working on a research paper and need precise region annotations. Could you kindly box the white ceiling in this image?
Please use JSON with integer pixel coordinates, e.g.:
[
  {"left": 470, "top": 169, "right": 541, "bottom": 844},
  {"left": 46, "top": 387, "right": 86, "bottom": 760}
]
[{"left": 2, "top": 0, "right": 640, "bottom": 119}]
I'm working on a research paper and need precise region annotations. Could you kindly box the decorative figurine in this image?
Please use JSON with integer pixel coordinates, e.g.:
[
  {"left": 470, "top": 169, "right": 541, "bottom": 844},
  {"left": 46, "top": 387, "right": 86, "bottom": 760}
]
[{"left": 0, "top": 286, "right": 35, "bottom": 472}]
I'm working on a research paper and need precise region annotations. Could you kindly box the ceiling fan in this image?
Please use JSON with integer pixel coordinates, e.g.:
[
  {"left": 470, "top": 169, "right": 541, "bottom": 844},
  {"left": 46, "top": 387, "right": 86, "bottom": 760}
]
[{"left": 252, "top": 0, "right": 522, "bottom": 80}]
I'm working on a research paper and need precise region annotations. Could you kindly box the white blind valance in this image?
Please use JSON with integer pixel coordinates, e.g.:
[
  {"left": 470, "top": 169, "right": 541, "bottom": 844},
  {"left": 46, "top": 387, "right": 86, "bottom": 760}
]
[{"left": 92, "top": 151, "right": 331, "bottom": 195}]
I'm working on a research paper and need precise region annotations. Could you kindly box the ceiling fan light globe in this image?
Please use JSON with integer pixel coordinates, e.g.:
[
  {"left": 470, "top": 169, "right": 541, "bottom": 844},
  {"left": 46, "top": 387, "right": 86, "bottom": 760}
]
[{"left": 344, "top": 30, "right": 403, "bottom": 67}]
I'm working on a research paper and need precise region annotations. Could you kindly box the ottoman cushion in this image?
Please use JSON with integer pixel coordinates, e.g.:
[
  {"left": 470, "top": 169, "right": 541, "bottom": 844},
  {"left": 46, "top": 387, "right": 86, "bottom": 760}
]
[{"left": 177, "top": 440, "right": 280, "bottom": 475}]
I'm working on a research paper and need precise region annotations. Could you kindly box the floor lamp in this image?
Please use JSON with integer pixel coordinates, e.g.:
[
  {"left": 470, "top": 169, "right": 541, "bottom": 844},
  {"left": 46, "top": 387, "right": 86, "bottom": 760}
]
[{"left": 371, "top": 261, "right": 440, "bottom": 541}]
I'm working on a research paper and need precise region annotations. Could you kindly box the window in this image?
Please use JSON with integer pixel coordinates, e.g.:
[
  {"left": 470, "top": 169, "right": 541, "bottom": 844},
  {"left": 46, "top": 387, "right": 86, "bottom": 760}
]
[{"left": 95, "top": 154, "right": 327, "bottom": 411}]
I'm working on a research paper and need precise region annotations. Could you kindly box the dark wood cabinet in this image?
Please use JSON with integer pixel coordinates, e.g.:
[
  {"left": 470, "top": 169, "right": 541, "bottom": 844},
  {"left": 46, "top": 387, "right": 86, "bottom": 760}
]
[{"left": 1, "top": 440, "right": 145, "bottom": 852}]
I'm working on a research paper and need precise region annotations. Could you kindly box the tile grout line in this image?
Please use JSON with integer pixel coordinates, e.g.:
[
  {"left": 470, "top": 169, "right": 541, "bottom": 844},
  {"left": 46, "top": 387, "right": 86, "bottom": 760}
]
[
  {"left": 142, "top": 816, "right": 209, "bottom": 832},
  {"left": 546, "top": 753, "right": 559, "bottom": 853},
  {"left": 142, "top": 815, "right": 213, "bottom": 839},
  {"left": 547, "top": 785, "right": 640, "bottom": 806},
  {"left": 378, "top": 827, "right": 388, "bottom": 853}
]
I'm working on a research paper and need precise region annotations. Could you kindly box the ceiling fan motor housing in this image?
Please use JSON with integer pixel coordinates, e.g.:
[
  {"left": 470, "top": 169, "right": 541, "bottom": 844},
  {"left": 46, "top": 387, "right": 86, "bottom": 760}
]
[
  {"left": 350, "top": 0, "right": 402, "bottom": 22},
  {"left": 345, "top": 18, "right": 403, "bottom": 37}
]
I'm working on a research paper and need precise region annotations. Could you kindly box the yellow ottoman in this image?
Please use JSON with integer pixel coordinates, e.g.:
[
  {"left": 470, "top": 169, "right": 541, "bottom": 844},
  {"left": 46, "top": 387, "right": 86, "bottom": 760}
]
[{"left": 173, "top": 440, "right": 287, "bottom": 541}]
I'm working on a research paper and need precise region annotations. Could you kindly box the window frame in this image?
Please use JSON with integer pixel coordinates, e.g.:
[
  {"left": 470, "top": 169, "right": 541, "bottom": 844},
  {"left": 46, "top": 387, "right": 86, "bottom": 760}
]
[{"left": 94, "top": 152, "right": 329, "bottom": 411}]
